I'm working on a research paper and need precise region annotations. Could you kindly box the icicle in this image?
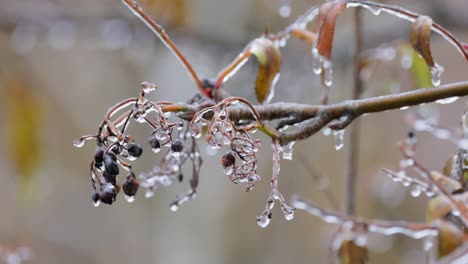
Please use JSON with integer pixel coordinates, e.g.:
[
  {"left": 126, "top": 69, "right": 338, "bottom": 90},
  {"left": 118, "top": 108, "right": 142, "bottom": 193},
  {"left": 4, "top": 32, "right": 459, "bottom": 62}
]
[
  {"left": 312, "top": 48, "right": 323, "bottom": 74},
  {"left": 257, "top": 210, "right": 271, "bottom": 228},
  {"left": 73, "top": 138, "right": 85, "bottom": 148},
  {"left": 436, "top": 96, "right": 459, "bottom": 105},
  {"left": 323, "top": 59, "right": 333, "bottom": 87},
  {"left": 430, "top": 64, "right": 444, "bottom": 87},
  {"left": 125, "top": 195, "right": 135, "bottom": 203},
  {"left": 333, "top": 129, "right": 345, "bottom": 150}
]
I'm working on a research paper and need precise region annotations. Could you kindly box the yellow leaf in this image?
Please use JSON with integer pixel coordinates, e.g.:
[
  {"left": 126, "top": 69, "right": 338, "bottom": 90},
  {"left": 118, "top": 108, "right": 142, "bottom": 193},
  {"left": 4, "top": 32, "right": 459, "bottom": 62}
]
[
  {"left": 338, "top": 240, "right": 369, "bottom": 264},
  {"left": 248, "top": 37, "right": 282, "bottom": 104},
  {"left": 6, "top": 78, "right": 42, "bottom": 200},
  {"left": 436, "top": 220, "right": 464, "bottom": 258}
]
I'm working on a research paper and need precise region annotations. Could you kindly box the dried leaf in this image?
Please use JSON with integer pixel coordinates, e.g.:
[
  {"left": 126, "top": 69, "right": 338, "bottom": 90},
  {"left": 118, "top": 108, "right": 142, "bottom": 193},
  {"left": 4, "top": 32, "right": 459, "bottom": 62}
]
[
  {"left": 338, "top": 240, "right": 369, "bottom": 264},
  {"left": 141, "top": 0, "right": 188, "bottom": 28},
  {"left": 316, "top": 0, "right": 346, "bottom": 59},
  {"left": 248, "top": 37, "right": 281, "bottom": 104},
  {"left": 410, "top": 16, "right": 434, "bottom": 68},
  {"left": 290, "top": 27, "right": 317, "bottom": 43},
  {"left": 436, "top": 220, "right": 465, "bottom": 258}
]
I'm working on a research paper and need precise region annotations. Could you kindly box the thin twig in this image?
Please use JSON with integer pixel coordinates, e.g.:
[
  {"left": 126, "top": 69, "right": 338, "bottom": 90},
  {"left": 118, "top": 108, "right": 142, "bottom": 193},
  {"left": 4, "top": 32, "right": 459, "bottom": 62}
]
[{"left": 120, "top": 0, "right": 209, "bottom": 97}]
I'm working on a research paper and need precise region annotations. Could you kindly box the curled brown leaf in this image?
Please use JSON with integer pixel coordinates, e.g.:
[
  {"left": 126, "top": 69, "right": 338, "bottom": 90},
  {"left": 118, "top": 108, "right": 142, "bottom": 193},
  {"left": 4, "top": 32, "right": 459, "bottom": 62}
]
[
  {"left": 410, "top": 16, "right": 434, "bottom": 68},
  {"left": 338, "top": 240, "right": 368, "bottom": 264},
  {"left": 248, "top": 37, "right": 282, "bottom": 104}
]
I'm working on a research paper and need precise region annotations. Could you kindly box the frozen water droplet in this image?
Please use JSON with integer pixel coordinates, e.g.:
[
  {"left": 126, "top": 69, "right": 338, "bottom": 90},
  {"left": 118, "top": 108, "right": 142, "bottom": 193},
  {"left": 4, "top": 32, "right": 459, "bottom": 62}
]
[
  {"left": 73, "top": 138, "right": 85, "bottom": 148},
  {"left": 368, "top": 6, "right": 382, "bottom": 16},
  {"left": 401, "top": 176, "right": 412, "bottom": 187},
  {"left": 224, "top": 165, "right": 234, "bottom": 175},
  {"left": 312, "top": 48, "right": 322, "bottom": 75},
  {"left": 281, "top": 141, "right": 295, "bottom": 160},
  {"left": 323, "top": 59, "right": 333, "bottom": 87},
  {"left": 430, "top": 64, "right": 444, "bottom": 87},
  {"left": 410, "top": 186, "right": 422, "bottom": 197},
  {"left": 322, "top": 127, "right": 332, "bottom": 136},
  {"left": 355, "top": 233, "right": 368, "bottom": 247},
  {"left": 152, "top": 146, "right": 161, "bottom": 154},
  {"left": 333, "top": 130, "right": 345, "bottom": 150},
  {"left": 170, "top": 203, "right": 179, "bottom": 212},
  {"left": 171, "top": 150, "right": 182, "bottom": 158},
  {"left": 141, "top": 81, "right": 157, "bottom": 93},
  {"left": 145, "top": 190, "right": 154, "bottom": 198},
  {"left": 400, "top": 106, "right": 410, "bottom": 110},
  {"left": 278, "top": 4, "right": 291, "bottom": 18},
  {"left": 93, "top": 200, "right": 101, "bottom": 207},
  {"left": 436, "top": 96, "right": 459, "bottom": 105},
  {"left": 257, "top": 211, "right": 271, "bottom": 228},
  {"left": 452, "top": 210, "right": 460, "bottom": 216},
  {"left": 423, "top": 237, "right": 434, "bottom": 251},
  {"left": 282, "top": 205, "right": 295, "bottom": 221},
  {"left": 125, "top": 195, "right": 135, "bottom": 203}
]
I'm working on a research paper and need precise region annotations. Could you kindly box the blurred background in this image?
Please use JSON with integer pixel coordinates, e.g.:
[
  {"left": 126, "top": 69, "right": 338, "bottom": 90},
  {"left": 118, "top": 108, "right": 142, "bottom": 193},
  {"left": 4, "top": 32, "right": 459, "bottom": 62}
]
[{"left": 0, "top": 0, "right": 467, "bottom": 263}]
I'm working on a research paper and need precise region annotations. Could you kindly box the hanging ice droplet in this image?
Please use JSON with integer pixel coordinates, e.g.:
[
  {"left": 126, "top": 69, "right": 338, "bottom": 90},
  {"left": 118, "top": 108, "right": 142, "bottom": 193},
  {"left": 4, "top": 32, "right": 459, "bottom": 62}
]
[
  {"left": 354, "top": 233, "right": 368, "bottom": 247},
  {"left": 256, "top": 211, "right": 271, "bottom": 228},
  {"left": 436, "top": 96, "right": 459, "bottom": 105},
  {"left": 170, "top": 203, "right": 179, "bottom": 212},
  {"left": 423, "top": 236, "right": 434, "bottom": 251},
  {"left": 93, "top": 200, "right": 101, "bottom": 207},
  {"left": 322, "top": 127, "right": 332, "bottom": 136},
  {"left": 145, "top": 190, "right": 154, "bottom": 198},
  {"left": 430, "top": 64, "right": 444, "bottom": 87},
  {"left": 125, "top": 195, "right": 135, "bottom": 203},
  {"left": 312, "top": 48, "right": 323, "bottom": 75},
  {"left": 281, "top": 141, "right": 295, "bottom": 160},
  {"left": 368, "top": 6, "right": 382, "bottom": 16},
  {"left": 224, "top": 165, "right": 234, "bottom": 175},
  {"left": 141, "top": 81, "right": 157, "bottom": 93},
  {"left": 323, "top": 59, "right": 333, "bottom": 87},
  {"left": 333, "top": 130, "right": 345, "bottom": 150},
  {"left": 152, "top": 146, "right": 161, "bottom": 154},
  {"left": 401, "top": 176, "right": 412, "bottom": 187},
  {"left": 410, "top": 186, "right": 422, "bottom": 197},
  {"left": 73, "top": 138, "right": 85, "bottom": 148},
  {"left": 281, "top": 204, "right": 295, "bottom": 221}
]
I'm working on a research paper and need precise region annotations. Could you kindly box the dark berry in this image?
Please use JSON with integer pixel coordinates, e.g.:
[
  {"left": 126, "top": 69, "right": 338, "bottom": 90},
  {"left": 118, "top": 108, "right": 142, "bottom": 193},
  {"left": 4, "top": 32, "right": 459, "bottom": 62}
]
[
  {"left": 123, "top": 178, "right": 140, "bottom": 197},
  {"left": 104, "top": 154, "right": 119, "bottom": 175},
  {"left": 171, "top": 139, "right": 184, "bottom": 153},
  {"left": 148, "top": 136, "right": 161, "bottom": 149},
  {"left": 177, "top": 172, "right": 184, "bottom": 182},
  {"left": 221, "top": 152, "right": 236, "bottom": 167},
  {"left": 92, "top": 190, "right": 100, "bottom": 203},
  {"left": 99, "top": 185, "right": 116, "bottom": 205},
  {"left": 103, "top": 170, "right": 117, "bottom": 185},
  {"left": 94, "top": 147, "right": 104, "bottom": 167},
  {"left": 408, "top": 131, "right": 414, "bottom": 138},
  {"left": 127, "top": 143, "right": 143, "bottom": 158}
]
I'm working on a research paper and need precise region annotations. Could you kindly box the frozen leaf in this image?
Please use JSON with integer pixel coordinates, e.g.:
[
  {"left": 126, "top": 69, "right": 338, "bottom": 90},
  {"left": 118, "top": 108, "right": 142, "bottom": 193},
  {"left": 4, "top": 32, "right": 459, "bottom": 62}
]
[
  {"left": 316, "top": 0, "right": 346, "bottom": 60},
  {"left": 248, "top": 37, "right": 282, "bottom": 104},
  {"left": 430, "top": 171, "right": 462, "bottom": 194},
  {"left": 442, "top": 149, "right": 468, "bottom": 191},
  {"left": 6, "top": 78, "right": 42, "bottom": 200},
  {"left": 436, "top": 220, "right": 464, "bottom": 258},
  {"left": 426, "top": 196, "right": 451, "bottom": 223},
  {"left": 338, "top": 240, "right": 368, "bottom": 264},
  {"left": 410, "top": 16, "right": 434, "bottom": 68}
]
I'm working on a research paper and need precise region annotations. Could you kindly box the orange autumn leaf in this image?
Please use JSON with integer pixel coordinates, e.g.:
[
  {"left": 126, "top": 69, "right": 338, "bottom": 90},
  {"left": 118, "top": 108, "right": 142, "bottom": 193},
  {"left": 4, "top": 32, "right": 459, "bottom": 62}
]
[{"left": 316, "top": 0, "right": 347, "bottom": 60}]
